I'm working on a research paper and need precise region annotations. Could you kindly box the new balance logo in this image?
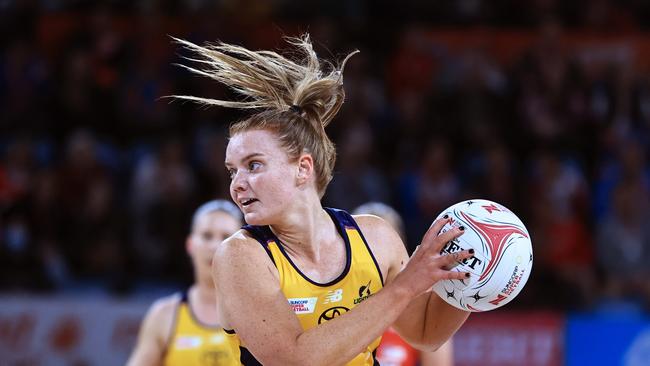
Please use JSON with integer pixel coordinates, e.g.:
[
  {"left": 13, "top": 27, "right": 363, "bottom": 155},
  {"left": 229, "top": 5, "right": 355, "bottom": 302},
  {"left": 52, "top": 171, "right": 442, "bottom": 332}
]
[{"left": 323, "top": 289, "right": 343, "bottom": 304}]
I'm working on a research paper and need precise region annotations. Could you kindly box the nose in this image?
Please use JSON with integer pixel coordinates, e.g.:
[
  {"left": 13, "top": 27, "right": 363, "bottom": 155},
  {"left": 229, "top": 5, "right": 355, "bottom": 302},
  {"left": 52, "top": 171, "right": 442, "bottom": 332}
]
[
  {"left": 230, "top": 170, "right": 247, "bottom": 193},
  {"left": 208, "top": 238, "right": 221, "bottom": 252}
]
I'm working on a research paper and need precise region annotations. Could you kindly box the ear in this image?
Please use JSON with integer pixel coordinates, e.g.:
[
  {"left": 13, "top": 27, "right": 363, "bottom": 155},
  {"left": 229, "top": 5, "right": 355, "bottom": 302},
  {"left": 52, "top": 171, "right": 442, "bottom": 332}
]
[{"left": 296, "top": 154, "right": 314, "bottom": 185}]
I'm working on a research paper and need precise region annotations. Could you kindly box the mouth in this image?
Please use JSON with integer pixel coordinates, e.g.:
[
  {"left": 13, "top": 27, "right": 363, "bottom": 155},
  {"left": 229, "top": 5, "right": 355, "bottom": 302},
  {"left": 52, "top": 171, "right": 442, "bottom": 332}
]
[{"left": 240, "top": 198, "right": 259, "bottom": 207}]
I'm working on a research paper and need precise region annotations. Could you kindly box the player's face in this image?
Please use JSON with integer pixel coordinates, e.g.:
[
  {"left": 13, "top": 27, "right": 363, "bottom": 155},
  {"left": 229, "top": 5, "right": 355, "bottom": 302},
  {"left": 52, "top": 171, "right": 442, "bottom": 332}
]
[
  {"left": 225, "top": 129, "right": 299, "bottom": 225},
  {"left": 188, "top": 211, "right": 240, "bottom": 271}
]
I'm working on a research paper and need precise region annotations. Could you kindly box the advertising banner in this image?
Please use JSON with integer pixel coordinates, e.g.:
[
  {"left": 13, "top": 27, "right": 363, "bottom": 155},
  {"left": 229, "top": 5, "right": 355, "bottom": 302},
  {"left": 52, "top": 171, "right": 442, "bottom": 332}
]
[
  {"left": 0, "top": 296, "right": 149, "bottom": 366},
  {"left": 453, "top": 311, "right": 564, "bottom": 366},
  {"left": 566, "top": 313, "right": 650, "bottom": 366}
]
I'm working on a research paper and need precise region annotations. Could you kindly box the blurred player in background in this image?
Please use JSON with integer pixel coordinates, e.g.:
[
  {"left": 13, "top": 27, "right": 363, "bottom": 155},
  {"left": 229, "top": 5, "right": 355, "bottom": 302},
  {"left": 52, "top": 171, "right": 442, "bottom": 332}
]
[
  {"left": 127, "top": 199, "right": 243, "bottom": 366},
  {"left": 353, "top": 202, "right": 454, "bottom": 366}
]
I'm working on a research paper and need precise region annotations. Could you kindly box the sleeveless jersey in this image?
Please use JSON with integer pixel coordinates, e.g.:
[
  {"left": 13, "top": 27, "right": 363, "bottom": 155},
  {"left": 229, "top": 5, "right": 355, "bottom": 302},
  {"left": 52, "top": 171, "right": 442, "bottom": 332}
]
[
  {"left": 164, "top": 290, "right": 241, "bottom": 366},
  {"left": 225, "top": 207, "right": 384, "bottom": 365}
]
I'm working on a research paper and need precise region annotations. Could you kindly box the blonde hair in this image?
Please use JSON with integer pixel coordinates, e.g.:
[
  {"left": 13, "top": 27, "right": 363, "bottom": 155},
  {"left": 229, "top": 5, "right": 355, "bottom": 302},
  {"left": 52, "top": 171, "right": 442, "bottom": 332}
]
[{"left": 172, "top": 34, "right": 358, "bottom": 197}]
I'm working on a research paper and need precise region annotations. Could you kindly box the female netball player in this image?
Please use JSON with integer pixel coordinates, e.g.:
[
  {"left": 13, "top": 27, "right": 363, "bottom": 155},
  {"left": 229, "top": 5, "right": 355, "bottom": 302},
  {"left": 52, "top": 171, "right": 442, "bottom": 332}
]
[
  {"left": 353, "top": 202, "right": 453, "bottom": 366},
  {"left": 127, "top": 200, "right": 243, "bottom": 366},
  {"left": 173, "top": 34, "right": 474, "bottom": 365}
]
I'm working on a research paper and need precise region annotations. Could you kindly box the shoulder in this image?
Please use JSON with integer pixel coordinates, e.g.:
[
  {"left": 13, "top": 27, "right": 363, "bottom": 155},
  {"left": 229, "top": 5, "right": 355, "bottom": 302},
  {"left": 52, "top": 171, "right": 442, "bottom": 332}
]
[
  {"left": 127, "top": 294, "right": 181, "bottom": 365},
  {"left": 145, "top": 293, "right": 182, "bottom": 326},
  {"left": 212, "top": 229, "right": 283, "bottom": 329},
  {"left": 137, "top": 293, "right": 181, "bottom": 347},
  {"left": 353, "top": 214, "right": 403, "bottom": 250},
  {"left": 216, "top": 228, "right": 271, "bottom": 259},
  {"left": 353, "top": 214, "right": 394, "bottom": 233},
  {"left": 353, "top": 214, "right": 409, "bottom": 281},
  {"left": 213, "top": 229, "right": 278, "bottom": 282}
]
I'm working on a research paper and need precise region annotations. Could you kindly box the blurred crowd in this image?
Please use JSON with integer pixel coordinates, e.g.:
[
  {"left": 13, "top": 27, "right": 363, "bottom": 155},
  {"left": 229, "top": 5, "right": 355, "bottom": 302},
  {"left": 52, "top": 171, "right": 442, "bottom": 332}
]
[{"left": 1, "top": 1, "right": 650, "bottom": 312}]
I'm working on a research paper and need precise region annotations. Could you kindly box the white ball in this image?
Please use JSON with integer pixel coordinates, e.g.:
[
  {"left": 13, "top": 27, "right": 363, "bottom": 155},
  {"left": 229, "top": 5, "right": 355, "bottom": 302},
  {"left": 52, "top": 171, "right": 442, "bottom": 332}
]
[{"left": 431, "top": 199, "right": 533, "bottom": 312}]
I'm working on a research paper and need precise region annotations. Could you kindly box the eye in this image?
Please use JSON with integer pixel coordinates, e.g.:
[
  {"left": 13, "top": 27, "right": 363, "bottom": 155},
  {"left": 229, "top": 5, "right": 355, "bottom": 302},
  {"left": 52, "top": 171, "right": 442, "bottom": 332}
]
[
  {"left": 248, "top": 161, "right": 261, "bottom": 171},
  {"left": 227, "top": 168, "right": 236, "bottom": 179}
]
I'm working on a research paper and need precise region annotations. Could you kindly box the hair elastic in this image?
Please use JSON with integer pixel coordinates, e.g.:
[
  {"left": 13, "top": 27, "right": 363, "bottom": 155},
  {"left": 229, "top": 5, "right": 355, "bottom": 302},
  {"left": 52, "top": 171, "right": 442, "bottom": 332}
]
[{"left": 289, "top": 104, "right": 303, "bottom": 114}]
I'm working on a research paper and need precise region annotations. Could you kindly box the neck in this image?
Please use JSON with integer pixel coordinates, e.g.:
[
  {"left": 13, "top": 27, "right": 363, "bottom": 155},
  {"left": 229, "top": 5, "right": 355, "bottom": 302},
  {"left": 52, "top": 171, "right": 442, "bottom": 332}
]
[
  {"left": 193, "top": 278, "right": 216, "bottom": 305},
  {"left": 270, "top": 201, "right": 336, "bottom": 262},
  {"left": 188, "top": 282, "right": 219, "bottom": 326}
]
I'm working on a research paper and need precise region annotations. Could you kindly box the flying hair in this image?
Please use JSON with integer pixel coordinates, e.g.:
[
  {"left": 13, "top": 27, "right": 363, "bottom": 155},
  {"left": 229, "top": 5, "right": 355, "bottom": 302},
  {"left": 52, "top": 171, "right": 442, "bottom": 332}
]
[
  {"left": 170, "top": 34, "right": 358, "bottom": 128},
  {"left": 170, "top": 34, "right": 357, "bottom": 197}
]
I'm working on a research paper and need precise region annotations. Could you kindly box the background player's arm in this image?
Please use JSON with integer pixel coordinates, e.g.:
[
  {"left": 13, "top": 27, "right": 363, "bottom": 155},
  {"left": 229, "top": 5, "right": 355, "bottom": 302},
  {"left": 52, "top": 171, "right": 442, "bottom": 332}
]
[
  {"left": 356, "top": 215, "right": 470, "bottom": 352},
  {"left": 126, "top": 296, "right": 177, "bottom": 366},
  {"left": 213, "top": 225, "right": 468, "bottom": 366}
]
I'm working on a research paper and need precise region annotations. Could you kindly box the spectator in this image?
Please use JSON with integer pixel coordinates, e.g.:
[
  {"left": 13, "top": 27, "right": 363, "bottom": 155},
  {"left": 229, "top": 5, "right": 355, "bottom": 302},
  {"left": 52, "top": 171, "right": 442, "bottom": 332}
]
[{"left": 527, "top": 149, "right": 596, "bottom": 309}]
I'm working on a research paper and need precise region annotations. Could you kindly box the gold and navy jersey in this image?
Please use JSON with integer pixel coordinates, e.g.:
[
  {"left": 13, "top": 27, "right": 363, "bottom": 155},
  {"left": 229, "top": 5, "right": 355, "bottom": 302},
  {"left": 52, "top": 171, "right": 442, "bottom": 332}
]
[
  {"left": 164, "top": 290, "right": 241, "bottom": 366},
  {"left": 225, "top": 207, "right": 384, "bottom": 365}
]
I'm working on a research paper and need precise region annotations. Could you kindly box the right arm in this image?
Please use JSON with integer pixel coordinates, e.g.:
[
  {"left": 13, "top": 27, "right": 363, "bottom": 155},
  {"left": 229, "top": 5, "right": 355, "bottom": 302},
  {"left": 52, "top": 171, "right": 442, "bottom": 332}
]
[
  {"left": 213, "top": 220, "right": 469, "bottom": 366},
  {"left": 126, "top": 296, "right": 178, "bottom": 366}
]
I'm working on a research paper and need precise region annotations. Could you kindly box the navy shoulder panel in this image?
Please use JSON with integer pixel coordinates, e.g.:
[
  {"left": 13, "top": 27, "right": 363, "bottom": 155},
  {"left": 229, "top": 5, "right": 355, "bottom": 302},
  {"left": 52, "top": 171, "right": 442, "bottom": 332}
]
[
  {"left": 324, "top": 207, "right": 357, "bottom": 228},
  {"left": 180, "top": 288, "right": 189, "bottom": 303},
  {"left": 242, "top": 224, "right": 276, "bottom": 267}
]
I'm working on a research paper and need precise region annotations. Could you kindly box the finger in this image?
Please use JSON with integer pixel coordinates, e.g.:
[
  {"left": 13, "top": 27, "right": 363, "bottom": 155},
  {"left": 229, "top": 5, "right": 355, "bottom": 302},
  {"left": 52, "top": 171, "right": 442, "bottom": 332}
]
[
  {"left": 408, "top": 245, "right": 422, "bottom": 263},
  {"left": 412, "top": 244, "right": 421, "bottom": 255},
  {"left": 440, "top": 270, "right": 470, "bottom": 281},
  {"left": 440, "top": 249, "right": 475, "bottom": 270},
  {"left": 431, "top": 225, "right": 465, "bottom": 254},
  {"left": 420, "top": 216, "right": 452, "bottom": 248}
]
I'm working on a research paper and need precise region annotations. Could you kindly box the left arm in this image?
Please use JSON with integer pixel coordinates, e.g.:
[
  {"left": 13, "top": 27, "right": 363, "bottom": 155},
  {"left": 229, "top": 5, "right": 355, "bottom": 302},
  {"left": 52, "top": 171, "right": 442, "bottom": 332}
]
[
  {"left": 392, "top": 292, "right": 466, "bottom": 352},
  {"left": 420, "top": 339, "right": 454, "bottom": 366},
  {"left": 355, "top": 215, "right": 470, "bottom": 352}
]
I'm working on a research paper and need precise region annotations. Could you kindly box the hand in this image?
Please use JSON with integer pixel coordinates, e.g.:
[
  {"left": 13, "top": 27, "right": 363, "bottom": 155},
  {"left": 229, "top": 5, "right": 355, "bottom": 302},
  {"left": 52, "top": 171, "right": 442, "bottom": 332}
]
[{"left": 393, "top": 216, "right": 474, "bottom": 298}]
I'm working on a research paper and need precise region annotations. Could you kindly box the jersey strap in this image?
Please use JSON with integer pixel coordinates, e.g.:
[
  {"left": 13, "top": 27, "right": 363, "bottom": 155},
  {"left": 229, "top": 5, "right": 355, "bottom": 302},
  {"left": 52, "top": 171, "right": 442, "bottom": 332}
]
[
  {"left": 241, "top": 224, "right": 276, "bottom": 267},
  {"left": 180, "top": 288, "right": 189, "bottom": 304},
  {"left": 325, "top": 207, "right": 384, "bottom": 285}
]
